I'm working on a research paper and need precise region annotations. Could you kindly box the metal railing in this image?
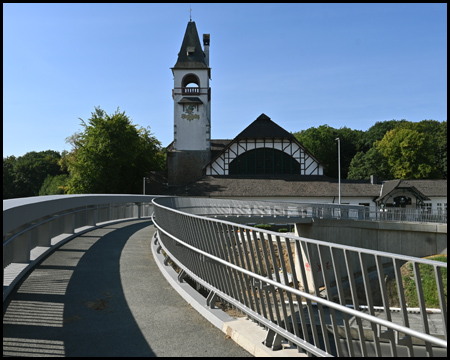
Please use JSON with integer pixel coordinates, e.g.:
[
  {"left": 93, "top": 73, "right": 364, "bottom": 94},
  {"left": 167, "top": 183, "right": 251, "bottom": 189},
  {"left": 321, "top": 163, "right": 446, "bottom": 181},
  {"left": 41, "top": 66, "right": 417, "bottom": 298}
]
[
  {"left": 152, "top": 197, "right": 447, "bottom": 357},
  {"left": 364, "top": 208, "right": 447, "bottom": 224},
  {"left": 3, "top": 194, "right": 156, "bottom": 301},
  {"left": 173, "top": 87, "right": 210, "bottom": 96},
  {"left": 157, "top": 197, "right": 446, "bottom": 224}
]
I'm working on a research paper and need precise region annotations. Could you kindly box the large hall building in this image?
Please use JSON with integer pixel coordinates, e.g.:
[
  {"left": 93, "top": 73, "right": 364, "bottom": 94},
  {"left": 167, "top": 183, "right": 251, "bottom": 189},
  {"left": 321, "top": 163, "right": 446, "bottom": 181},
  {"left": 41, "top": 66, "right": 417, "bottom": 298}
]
[{"left": 159, "top": 20, "right": 446, "bottom": 214}]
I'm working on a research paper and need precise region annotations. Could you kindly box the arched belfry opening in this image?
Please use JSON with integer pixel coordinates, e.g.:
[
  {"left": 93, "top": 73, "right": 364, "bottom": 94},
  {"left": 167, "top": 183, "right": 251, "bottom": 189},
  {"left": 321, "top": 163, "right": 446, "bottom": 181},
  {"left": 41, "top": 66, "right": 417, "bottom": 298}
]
[
  {"left": 182, "top": 73, "right": 200, "bottom": 87},
  {"left": 182, "top": 73, "right": 200, "bottom": 95}
]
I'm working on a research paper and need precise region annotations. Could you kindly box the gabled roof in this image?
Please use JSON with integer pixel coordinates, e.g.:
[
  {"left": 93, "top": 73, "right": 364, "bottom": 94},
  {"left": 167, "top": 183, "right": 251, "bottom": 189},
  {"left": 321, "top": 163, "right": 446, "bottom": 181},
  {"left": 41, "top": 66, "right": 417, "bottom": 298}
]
[
  {"left": 235, "top": 113, "right": 295, "bottom": 139},
  {"left": 173, "top": 21, "right": 208, "bottom": 69},
  {"left": 375, "top": 179, "right": 447, "bottom": 203},
  {"left": 203, "top": 114, "right": 324, "bottom": 171}
]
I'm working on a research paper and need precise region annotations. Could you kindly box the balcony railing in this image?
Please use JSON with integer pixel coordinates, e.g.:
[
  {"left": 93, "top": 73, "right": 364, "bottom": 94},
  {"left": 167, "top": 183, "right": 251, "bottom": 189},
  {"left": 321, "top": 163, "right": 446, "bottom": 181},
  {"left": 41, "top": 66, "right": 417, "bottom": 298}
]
[{"left": 172, "top": 87, "right": 211, "bottom": 98}]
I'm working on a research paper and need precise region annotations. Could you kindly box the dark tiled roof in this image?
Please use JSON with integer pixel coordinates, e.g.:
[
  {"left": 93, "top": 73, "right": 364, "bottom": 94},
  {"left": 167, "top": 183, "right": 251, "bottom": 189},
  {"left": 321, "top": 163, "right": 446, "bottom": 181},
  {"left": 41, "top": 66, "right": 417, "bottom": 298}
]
[
  {"left": 401, "top": 180, "right": 447, "bottom": 197},
  {"left": 235, "top": 114, "right": 295, "bottom": 139},
  {"left": 211, "top": 139, "right": 232, "bottom": 151},
  {"left": 166, "top": 175, "right": 382, "bottom": 198},
  {"left": 178, "top": 97, "right": 203, "bottom": 104},
  {"left": 173, "top": 21, "right": 208, "bottom": 69},
  {"left": 376, "top": 179, "right": 447, "bottom": 202},
  {"left": 211, "top": 139, "right": 232, "bottom": 159}
]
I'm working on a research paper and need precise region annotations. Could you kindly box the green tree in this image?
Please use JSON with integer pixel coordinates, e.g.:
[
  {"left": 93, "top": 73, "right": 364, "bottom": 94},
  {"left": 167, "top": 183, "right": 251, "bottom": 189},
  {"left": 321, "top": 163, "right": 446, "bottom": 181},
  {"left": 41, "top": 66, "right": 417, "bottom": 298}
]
[
  {"left": 65, "top": 107, "right": 165, "bottom": 194},
  {"left": 375, "top": 127, "right": 439, "bottom": 179},
  {"left": 348, "top": 119, "right": 446, "bottom": 180},
  {"left": 347, "top": 147, "right": 392, "bottom": 180},
  {"left": 361, "top": 119, "right": 409, "bottom": 152},
  {"left": 3, "top": 155, "right": 17, "bottom": 199},
  {"left": 334, "top": 127, "right": 365, "bottom": 179},
  {"left": 436, "top": 121, "right": 447, "bottom": 179},
  {"left": 293, "top": 125, "right": 363, "bottom": 179},
  {"left": 39, "top": 174, "right": 69, "bottom": 195},
  {"left": 294, "top": 125, "right": 338, "bottom": 177},
  {"left": 415, "top": 120, "right": 447, "bottom": 179},
  {"left": 4, "top": 150, "right": 65, "bottom": 199}
]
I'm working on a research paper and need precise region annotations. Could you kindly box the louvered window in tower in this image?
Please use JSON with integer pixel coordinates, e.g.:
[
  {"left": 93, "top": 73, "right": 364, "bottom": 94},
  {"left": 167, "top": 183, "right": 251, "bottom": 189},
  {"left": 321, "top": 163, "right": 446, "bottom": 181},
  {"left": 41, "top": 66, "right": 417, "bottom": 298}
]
[{"left": 187, "top": 47, "right": 195, "bottom": 56}]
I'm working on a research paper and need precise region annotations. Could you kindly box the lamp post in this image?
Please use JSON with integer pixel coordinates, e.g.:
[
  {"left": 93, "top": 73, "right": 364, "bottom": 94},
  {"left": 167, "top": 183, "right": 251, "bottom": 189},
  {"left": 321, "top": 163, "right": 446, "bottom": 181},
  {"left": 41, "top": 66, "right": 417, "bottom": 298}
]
[{"left": 335, "top": 137, "right": 341, "bottom": 205}]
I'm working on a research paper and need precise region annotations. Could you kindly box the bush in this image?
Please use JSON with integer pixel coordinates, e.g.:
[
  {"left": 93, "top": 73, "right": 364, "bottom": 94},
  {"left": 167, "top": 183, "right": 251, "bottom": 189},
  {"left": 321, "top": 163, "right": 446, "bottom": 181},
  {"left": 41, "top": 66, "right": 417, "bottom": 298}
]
[
  {"left": 254, "top": 224, "right": 271, "bottom": 230},
  {"left": 278, "top": 228, "right": 288, "bottom": 233},
  {"left": 39, "top": 174, "right": 69, "bottom": 195}
]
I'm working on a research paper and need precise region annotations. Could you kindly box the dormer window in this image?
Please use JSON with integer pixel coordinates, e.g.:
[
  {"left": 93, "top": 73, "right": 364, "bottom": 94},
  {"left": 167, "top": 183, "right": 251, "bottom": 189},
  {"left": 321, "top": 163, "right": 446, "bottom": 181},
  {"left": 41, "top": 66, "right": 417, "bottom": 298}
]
[{"left": 187, "top": 46, "right": 195, "bottom": 56}]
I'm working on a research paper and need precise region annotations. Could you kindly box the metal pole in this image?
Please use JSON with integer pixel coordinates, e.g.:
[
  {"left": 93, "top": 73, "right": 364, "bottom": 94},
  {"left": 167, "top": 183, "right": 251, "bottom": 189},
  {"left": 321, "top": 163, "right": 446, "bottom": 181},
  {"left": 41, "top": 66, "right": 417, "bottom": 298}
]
[
  {"left": 335, "top": 137, "right": 341, "bottom": 204},
  {"left": 143, "top": 177, "right": 146, "bottom": 195}
]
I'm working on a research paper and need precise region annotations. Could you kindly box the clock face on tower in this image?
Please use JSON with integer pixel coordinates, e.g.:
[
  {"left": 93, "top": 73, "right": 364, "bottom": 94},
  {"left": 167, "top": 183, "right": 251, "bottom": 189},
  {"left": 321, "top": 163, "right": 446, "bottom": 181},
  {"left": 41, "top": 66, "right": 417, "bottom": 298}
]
[{"left": 181, "top": 104, "right": 200, "bottom": 121}]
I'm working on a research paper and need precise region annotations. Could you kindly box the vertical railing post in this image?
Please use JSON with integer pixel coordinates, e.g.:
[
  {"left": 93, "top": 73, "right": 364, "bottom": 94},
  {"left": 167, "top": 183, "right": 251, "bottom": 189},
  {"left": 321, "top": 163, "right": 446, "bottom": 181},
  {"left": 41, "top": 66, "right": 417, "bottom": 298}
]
[{"left": 136, "top": 202, "right": 142, "bottom": 219}]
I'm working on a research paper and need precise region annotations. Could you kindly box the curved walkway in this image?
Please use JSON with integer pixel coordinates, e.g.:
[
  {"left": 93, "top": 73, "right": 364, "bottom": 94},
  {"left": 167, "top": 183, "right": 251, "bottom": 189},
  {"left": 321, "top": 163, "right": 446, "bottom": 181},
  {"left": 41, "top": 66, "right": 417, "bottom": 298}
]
[{"left": 3, "top": 220, "right": 252, "bottom": 357}]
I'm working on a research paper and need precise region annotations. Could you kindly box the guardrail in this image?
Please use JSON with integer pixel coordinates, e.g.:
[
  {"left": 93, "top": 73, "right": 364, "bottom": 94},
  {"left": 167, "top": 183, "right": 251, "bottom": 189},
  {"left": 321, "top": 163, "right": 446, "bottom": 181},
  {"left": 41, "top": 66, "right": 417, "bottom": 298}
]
[
  {"left": 3, "top": 194, "right": 156, "bottom": 301},
  {"left": 152, "top": 197, "right": 447, "bottom": 357},
  {"left": 365, "top": 208, "right": 447, "bottom": 224},
  {"left": 156, "top": 197, "right": 446, "bottom": 224}
]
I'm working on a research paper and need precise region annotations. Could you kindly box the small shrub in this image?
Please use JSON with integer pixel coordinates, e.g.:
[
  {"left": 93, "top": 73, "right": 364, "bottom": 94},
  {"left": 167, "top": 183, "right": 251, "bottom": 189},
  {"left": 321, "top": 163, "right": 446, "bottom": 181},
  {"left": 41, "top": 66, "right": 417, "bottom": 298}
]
[
  {"left": 254, "top": 224, "right": 271, "bottom": 230},
  {"left": 278, "top": 228, "right": 288, "bottom": 233}
]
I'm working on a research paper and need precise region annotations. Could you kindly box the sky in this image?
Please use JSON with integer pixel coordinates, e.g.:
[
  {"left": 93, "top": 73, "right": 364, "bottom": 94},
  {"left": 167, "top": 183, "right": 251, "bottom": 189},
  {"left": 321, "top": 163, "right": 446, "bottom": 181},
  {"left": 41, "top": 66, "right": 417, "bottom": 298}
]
[{"left": 3, "top": 3, "right": 447, "bottom": 157}]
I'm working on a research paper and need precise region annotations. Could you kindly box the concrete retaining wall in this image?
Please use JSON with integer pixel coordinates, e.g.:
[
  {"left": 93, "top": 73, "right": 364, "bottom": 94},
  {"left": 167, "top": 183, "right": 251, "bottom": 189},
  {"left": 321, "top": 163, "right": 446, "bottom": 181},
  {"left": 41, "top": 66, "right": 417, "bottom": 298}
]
[
  {"left": 295, "top": 219, "right": 447, "bottom": 257},
  {"left": 294, "top": 219, "right": 447, "bottom": 294}
]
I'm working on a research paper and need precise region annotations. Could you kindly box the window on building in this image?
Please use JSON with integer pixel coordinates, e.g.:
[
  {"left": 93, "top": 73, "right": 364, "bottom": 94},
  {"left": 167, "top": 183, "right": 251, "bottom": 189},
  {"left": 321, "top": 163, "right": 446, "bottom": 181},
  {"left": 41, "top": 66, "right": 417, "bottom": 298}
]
[
  {"left": 422, "top": 202, "right": 432, "bottom": 213},
  {"left": 229, "top": 148, "right": 300, "bottom": 175}
]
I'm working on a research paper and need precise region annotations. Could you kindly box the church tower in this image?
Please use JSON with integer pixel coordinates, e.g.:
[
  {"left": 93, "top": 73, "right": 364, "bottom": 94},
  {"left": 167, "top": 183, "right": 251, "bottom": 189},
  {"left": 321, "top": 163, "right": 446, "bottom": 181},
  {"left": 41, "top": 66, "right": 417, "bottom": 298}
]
[{"left": 167, "top": 20, "right": 211, "bottom": 186}]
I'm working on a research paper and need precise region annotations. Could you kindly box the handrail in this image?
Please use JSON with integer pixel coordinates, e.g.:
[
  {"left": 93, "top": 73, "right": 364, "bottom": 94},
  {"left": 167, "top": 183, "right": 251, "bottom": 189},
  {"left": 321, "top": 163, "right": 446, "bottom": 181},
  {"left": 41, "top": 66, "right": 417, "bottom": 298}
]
[
  {"left": 152, "top": 196, "right": 447, "bottom": 357},
  {"left": 153, "top": 215, "right": 446, "bottom": 347},
  {"left": 153, "top": 197, "right": 446, "bottom": 224}
]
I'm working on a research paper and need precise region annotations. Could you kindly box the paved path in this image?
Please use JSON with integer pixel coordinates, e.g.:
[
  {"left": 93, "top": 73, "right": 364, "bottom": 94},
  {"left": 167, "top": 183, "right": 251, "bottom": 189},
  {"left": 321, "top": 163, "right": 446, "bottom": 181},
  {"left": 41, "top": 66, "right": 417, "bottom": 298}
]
[{"left": 3, "top": 220, "right": 252, "bottom": 357}]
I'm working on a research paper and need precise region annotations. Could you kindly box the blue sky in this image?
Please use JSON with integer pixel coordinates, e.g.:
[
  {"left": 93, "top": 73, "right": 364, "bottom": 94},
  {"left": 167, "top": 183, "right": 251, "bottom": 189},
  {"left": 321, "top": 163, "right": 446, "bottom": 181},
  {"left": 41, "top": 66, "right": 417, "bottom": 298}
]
[{"left": 3, "top": 3, "right": 447, "bottom": 157}]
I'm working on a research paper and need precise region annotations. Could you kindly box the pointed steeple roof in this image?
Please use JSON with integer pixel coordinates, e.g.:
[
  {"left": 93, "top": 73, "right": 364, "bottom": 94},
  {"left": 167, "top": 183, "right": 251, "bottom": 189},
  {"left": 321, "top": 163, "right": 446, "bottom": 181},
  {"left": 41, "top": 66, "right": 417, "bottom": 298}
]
[
  {"left": 173, "top": 21, "right": 208, "bottom": 69},
  {"left": 235, "top": 114, "right": 295, "bottom": 139}
]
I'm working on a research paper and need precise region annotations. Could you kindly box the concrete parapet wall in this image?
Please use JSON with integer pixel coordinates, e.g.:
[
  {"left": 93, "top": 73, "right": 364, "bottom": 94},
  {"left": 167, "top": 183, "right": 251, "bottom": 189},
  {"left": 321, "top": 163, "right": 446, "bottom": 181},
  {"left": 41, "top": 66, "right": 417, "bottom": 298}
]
[
  {"left": 294, "top": 220, "right": 447, "bottom": 294},
  {"left": 295, "top": 219, "right": 447, "bottom": 258}
]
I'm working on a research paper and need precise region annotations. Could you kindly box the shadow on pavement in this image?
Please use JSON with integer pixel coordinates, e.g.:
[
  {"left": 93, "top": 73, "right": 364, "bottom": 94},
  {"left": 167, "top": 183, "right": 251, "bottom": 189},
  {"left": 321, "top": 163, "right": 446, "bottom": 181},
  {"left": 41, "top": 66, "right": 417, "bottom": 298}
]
[{"left": 3, "top": 220, "right": 156, "bottom": 357}]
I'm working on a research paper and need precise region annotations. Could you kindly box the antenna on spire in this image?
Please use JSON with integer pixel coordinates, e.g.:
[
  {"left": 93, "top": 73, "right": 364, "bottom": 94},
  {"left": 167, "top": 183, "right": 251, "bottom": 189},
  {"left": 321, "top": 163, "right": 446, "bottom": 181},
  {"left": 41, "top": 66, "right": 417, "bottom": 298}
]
[{"left": 189, "top": 6, "right": 192, "bottom": 22}]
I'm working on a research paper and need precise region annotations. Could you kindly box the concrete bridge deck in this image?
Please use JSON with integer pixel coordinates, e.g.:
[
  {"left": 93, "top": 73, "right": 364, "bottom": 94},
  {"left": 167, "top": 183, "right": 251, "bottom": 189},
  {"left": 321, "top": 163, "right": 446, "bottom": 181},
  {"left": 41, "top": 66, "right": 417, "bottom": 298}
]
[
  {"left": 3, "top": 220, "right": 253, "bottom": 357},
  {"left": 3, "top": 219, "right": 446, "bottom": 357}
]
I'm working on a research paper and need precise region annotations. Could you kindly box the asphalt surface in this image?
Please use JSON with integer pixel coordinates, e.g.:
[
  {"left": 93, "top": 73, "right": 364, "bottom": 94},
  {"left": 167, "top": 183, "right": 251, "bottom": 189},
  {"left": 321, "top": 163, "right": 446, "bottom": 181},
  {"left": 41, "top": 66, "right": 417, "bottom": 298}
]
[{"left": 3, "top": 220, "right": 252, "bottom": 357}]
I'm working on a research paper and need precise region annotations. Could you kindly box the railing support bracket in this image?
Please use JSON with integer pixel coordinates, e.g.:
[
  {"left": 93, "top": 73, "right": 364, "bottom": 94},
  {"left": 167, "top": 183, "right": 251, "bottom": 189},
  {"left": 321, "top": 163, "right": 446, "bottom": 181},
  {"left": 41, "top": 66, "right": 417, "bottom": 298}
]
[
  {"left": 178, "top": 269, "right": 187, "bottom": 283},
  {"left": 206, "top": 291, "right": 218, "bottom": 309},
  {"left": 264, "top": 329, "right": 283, "bottom": 351},
  {"left": 163, "top": 255, "right": 170, "bottom": 266}
]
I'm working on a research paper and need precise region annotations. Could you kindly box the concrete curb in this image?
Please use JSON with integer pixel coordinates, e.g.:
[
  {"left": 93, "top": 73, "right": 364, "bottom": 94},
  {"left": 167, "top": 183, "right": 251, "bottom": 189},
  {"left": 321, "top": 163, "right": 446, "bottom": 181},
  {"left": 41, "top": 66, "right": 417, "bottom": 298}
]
[{"left": 151, "top": 233, "right": 303, "bottom": 357}]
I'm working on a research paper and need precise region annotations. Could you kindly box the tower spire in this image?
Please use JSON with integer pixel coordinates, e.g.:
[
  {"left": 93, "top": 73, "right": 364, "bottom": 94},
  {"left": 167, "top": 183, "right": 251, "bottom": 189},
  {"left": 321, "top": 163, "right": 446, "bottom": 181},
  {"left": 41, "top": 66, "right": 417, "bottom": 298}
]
[{"left": 189, "top": 6, "right": 192, "bottom": 22}]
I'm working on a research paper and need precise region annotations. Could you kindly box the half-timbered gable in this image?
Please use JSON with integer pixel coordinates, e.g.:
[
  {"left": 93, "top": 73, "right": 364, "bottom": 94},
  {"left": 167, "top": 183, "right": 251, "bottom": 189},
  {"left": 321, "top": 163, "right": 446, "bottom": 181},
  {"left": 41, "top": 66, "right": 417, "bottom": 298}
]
[{"left": 205, "top": 114, "right": 324, "bottom": 176}]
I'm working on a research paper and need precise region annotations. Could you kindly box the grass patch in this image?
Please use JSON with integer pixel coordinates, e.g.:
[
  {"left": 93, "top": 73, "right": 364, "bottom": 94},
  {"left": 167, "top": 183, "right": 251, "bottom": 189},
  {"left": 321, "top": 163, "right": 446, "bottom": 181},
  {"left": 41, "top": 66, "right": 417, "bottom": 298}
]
[{"left": 389, "top": 254, "right": 447, "bottom": 309}]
